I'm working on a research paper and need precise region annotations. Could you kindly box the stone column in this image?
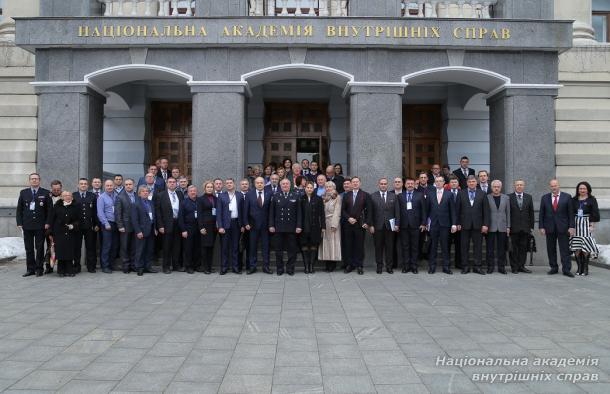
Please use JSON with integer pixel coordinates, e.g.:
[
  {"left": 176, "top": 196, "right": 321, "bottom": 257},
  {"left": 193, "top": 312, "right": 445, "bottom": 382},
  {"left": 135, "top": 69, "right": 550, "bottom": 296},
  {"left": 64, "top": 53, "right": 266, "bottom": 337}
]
[
  {"left": 191, "top": 84, "right": 247, "bottom": 188},
  {"left": 34, "top": 85, "right": 105, "bottom": 190},
  {"left": 349, "top": 0, "right": 401, "bottom": 17},
  {"left": 349, "top": 84, "right": 404, "bottom": 192},
  {"left": 555, "top": 0, "right": 596, "bottom": 45},
  {"left": 487, "top": 86, "right": 559, "bottom": 204}
]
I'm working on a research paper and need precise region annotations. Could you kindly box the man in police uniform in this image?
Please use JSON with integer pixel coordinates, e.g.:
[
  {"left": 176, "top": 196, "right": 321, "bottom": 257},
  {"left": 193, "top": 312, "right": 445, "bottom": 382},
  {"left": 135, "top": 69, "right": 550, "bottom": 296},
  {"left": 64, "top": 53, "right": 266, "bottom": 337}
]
[
  {"left": 73, "top": 178, "right": 99, "bottom": 273},
  {"left": 268, "top": 178, "right": 302, "bottom": 276},
  {"left": 16, "top": 173, "right": 51, "bottom": 277}
]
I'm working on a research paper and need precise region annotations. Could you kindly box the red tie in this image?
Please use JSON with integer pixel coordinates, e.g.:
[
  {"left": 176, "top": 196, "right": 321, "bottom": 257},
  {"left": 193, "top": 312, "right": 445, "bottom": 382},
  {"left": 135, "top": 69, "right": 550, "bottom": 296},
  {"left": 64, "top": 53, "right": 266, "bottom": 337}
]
[{"left": 552, "top": 194, "right": 559, "bottom": 212}]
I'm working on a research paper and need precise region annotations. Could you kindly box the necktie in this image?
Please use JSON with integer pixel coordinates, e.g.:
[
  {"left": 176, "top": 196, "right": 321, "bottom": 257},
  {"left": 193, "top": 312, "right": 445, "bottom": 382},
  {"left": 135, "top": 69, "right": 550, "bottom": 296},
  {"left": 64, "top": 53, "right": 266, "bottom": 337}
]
[
  {"left": 353, "top": 191, "right": 357, "bottom": 204},
  {"left": 463, "top": 168, "right": 467, "bottom": 177},
  {"left": 382, "top": 192, "right": 386, "bottom": 203},
  {"left": 469, "top": 191, "right": 475, "bottom": 201},
  {"left": 95, "top": 191, "right": 100, "bottom": 198},
  {"left": 171, "top": 192, "right": 176, "bottom": 203},
  {"left": 553, "top": 195, "right": 559, "bottom": 211},
  {"left": 258, "top": 191, "right": 263, "bottom": 208},
  {"left": 453, "top": 190, "right": 457, "bottom": 200},
  {"left": 517, "top": 194, "right": 523, "bottom": 208},
  {"left": 407, "top": 192, "right": 411, "bottom": 203},
  {"left": 81, "top": 193, "right": 85, "bottom": 199},
  {"left": 437, "top": 190, "right": 442, "bottom": 204}
]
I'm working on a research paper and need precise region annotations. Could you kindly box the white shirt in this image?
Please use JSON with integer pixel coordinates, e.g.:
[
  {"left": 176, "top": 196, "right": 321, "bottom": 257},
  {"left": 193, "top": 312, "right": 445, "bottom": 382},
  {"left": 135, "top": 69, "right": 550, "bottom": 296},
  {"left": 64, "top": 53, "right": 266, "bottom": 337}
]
[
  {"left": 228, "top": 192, "right": 238, "bottom": 219},
  {"left": 169, "top": 190, "right": 179, "bottom": 218}
]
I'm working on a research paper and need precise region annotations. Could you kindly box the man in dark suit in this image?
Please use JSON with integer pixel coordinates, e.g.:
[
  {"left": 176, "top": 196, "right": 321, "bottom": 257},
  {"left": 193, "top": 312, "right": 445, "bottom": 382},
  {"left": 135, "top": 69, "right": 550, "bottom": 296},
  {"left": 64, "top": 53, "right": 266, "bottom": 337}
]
[
  {"left": 508, "top": 179, "right": 534, "bottom": 274},
  {"left": 395, "top": 178, "right": 427, "bottom": 274},
  {"left": 447, "top": 175, "right": 462, "bottom": 269},
  {"left": 539, "top": 179, "right": 575, "bottom": 277},
  {"left": 155, "top": 177, "right": 184, "bottom": 274},
  {"left": 138, "top": 165, "right": 166, "bottom": 192},
  {"left": 341, "top": 177, "right": 372, "bottom": 275},
  {"left": 457, "top": 175, "right": 490, "bottom": 274},
  {"left": 115, "top": 179, "right": 137, "bottom": 274},
  {"left": 264, "top": 174, "right": 280, "bottom": 196},
  {"left": 157, "top": 157, "right": 170, "bottom": 184},
  {"left": 417, "top": 172, "right": 435, "bottom": 195},
  {"left": 477, "top": 170, "right": 492, "bottom": 194},
  {"left": 217, "top": 178, "right": 244, "bottom": 275},
  {"left": 268, "top": 178, "right": 302, "bottom": 276},
  {"left": 73, "top": 178, "right": 99, "bottom": 273},
  {"left": 426, "top": 176, "right": 458, "bottom": 274},
  {"left": 370, "top": 178, "right": 399, "bottom": 274},
  {"left": 131, "top": 186, "right": 158, "bottom": 276},
  {"left": 16, "top": 173, "right": 51, "bottom": 277},
  {"left": 326, "top": 165, "right": 344, "bottom": 194},
  {"left": 389, "top": 177, "right": 405, "bottom": 270},
  {"left": 244, "top": 177, "right": 273, "bottom": 275},
  {"left": 452, "top": 156, "right": 475, "bottom": 190},
  {"left": 237, "top": 179, "right": 251, "bottom": 271}
]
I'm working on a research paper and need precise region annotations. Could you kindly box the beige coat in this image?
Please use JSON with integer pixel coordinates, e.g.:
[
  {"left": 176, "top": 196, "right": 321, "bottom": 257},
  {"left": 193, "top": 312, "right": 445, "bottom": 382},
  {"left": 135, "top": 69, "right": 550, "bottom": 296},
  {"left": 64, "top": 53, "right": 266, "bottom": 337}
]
[{"left": 318, "top": 195, "right": 342, "bottom": 261}]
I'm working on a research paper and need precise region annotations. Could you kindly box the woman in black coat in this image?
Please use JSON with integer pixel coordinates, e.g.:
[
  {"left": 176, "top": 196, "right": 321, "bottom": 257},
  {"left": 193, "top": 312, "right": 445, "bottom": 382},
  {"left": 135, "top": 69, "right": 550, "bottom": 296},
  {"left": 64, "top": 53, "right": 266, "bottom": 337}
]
[
  {"left": 299, "top": 181, "right": 326, "bottom": 274},
  {"left": 198, "top": 181, "right": 218, "bottom": 274},
  {"left": 47, "top": 191, "right": 80, "bottom": 277}
]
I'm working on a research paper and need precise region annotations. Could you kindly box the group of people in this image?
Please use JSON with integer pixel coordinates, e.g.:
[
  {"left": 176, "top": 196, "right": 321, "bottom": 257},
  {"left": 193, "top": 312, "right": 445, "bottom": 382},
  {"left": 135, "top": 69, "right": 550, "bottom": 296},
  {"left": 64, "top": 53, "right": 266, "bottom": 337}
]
[{"left": 16, "top": 156, "right": 600, "bottom": 278}]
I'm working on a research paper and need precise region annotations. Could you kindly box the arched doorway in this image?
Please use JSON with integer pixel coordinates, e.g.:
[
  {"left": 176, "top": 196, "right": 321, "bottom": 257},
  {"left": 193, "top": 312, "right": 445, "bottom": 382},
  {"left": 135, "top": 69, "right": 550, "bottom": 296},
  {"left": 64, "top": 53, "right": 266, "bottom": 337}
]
[
  {"left": 242, "top": 64, "right": 353, "bottom": 173},
  {"left": 85, "top": 64, "right": 193, "bottom": 181}
]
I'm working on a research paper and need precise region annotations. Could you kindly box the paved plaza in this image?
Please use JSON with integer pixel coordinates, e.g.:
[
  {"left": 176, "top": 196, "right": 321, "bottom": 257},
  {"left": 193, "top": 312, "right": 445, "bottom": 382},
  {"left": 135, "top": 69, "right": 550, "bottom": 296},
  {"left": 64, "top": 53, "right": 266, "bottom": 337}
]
[{"left": 1, "top": 261, "right": 610, "bottom": 394}]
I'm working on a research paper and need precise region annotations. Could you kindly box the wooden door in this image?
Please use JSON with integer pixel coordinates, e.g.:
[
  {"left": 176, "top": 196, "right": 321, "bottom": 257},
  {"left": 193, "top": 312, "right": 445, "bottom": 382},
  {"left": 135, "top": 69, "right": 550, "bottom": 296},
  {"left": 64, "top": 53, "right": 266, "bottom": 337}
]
[
  {"left": 151, "top": 102, "right": 192, "bottom": 180},
  {"left": 264, "top": 102, "right": 329, "bottom": 167},
  {"left": 403, "top": 105, "right": 442, "bottom": 179}
]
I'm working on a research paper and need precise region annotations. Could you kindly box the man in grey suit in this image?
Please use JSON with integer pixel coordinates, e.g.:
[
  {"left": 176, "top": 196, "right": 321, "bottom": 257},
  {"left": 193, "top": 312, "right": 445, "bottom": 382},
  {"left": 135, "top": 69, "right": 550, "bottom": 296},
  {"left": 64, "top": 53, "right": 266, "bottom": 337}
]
[
  {"left": 370, "top": 178, "right": 399, "bottom": 274},
  {"left": 115, "top": 178, "right": 136, "bottom": 274},
  {"left": 508, "top": 179, "right": 534, "bottom": 274},
  {"left": 486, "top": 180, "right": 510, "bottom": 274}
]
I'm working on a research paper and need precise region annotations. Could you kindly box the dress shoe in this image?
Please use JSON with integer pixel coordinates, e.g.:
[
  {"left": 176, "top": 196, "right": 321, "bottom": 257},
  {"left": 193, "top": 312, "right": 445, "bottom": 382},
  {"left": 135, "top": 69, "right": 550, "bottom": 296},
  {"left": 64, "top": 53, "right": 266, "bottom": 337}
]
[
  {"left": 498, "top": 269, "right": 507, "bottom": 275},
  {"left": 123, "top": 268, "right": 129, "bottom": 274},
  {"left": 74, "top": 265, "right": 81, "bottom": 274},
  {"left": 376, "top": 267, "right": 382, "bottom": 274},
  {"left": 163, "top": 269, "right": 171, "bottom": 274},
  {"left": 102, "top": 268, "right": 112, "bottom": 274},
  {"left": 44, "top": 266, "right": 53, "bottom": 274},
  {"left": 144, "top": 268, "right": 158, "bottom": 274},
  {"left": 461, "top": 269, "right": 470, "bottom": 274},
  {"left": 22, "top": 271, "right": 35, "bottom": 277},
  {"left": 487, "top": 268, "right": 494, "bottom": 274},
  {"left": 195, "top": 267, "right": 205, "bottom": 273},
  {"left": 344, "top": 266, "right": 354, "bottom": 274},
  {"left": 511, "top": 269, "right": 518, "bottom": 274},
  {"left": 288, "top": 271, "right": 295, "bottom": 276},
  {"left": 443, "top": 269, "right": 453, "bottom": 275},
  {"left": 263, "top": 267, "right": 273, "bottom": 274},
  {"left": 412, "top": 267, "right": 418, "bottom": 274},
  {"left": 518, "top": 267, "right": 532, "bottom": 273},
  {"left": 232, "top": 269, "right": 242, "bottom": 275},
  {"left": 563, "top": 271, "right": 575, "bottom": 278},
  {"left": 357, "top": 267, "right": 364, "bottom": 275},
  {"left": 386, "top": 268, "right": 393, "bottom": 274},
  {"left": 547, "top": 269, "right": 558, "bottom": 275},
  {"left": 68, "top": 273, "right": 75, "bottom": 277},
  {"left": 277, "top": 271, "right": 284, "bottom": 276},
  {"left": 176, "top": 267, "right": 186, "bottom": 272},
  {"left": 401, "top": 267, "right": 408, "bottom": 273},
  {"left": 473, "top": 268, "right": 486, "bottom": 275},
  {"left": 35, "top": 271, "right": 43, "bottom": 277},
  {"left": 428, "top": 268, "right": 435, "bottom": 274},
  {"left": 247, "top": 267, "right": 257, "bottom": 275},
  {"left": 137, "top": 269, "right": 144, "bottom": 276},
  {"left": 203, "top": 270, "right": 211, "bottom": 275},
  {"left": 219, "top": 269, "right": 227, "bottom": 275},
  {"left": 59, "top": 273, "right": 66, "bottom": 277},
  {"left": 187, "top": 268, "right": 195, "bottom": 274},
  {"left": 88, "top": 268, "right": 96, "bottom": 273}
]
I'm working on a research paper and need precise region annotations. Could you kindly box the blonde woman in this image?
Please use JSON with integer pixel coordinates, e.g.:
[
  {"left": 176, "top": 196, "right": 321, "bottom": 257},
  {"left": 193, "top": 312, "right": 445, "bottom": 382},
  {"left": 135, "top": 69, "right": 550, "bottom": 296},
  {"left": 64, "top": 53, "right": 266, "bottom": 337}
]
[{"left": 319, "top": 181, "right": 342, "bottom": 272}]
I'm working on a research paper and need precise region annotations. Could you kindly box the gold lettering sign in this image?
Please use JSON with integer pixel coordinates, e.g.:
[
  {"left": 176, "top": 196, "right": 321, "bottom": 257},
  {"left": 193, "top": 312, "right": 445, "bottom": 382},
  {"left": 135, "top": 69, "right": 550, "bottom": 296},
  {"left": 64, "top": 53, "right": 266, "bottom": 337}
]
[{"left": 77, "top": 24, "right": 511, "bottom": 41}]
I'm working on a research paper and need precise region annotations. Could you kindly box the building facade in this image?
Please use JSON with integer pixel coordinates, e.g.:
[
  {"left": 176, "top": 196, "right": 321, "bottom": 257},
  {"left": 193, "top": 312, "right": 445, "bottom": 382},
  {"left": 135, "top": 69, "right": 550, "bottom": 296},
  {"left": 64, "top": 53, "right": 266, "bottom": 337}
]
[{"left": 2, "top": 0, "right": 606, "bottom": 246}]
